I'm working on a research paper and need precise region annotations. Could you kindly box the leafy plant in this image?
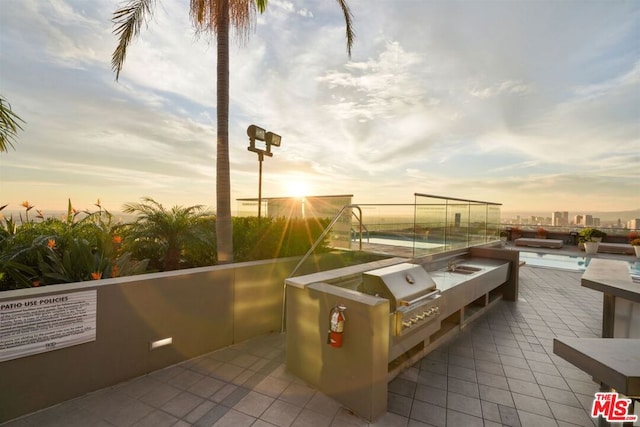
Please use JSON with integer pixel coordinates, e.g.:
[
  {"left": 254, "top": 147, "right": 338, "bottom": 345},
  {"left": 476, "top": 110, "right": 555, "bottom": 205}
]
[
  {"left": 232, "top": 216, "right": 330, "bottom": 262},
  {"left": 0, "top": 200, "right": 148, "bottom": 290},
  {"left": 1, "top": 196, "right": 332, "bottom": 291},
  {"left": 577, "top": 228, "right": 606, "bottom": 243},
  {"left": 36, "top": 236, "right": 109, "bottom": 284},
  {"left": 119, "top": 197, "right": 214, "bottom": 271}
]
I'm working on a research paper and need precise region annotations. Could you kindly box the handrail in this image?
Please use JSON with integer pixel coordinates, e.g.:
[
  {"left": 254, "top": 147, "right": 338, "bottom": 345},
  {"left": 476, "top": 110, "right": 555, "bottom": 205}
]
[
  {"left": 281, "top": 204, "right": 364, "bottom": 332},
  {"left": 351, "top": 226, "right": 370, "bottom": 243},
  {"left": 351, "top": 210, "right": 369, "bottom": 243},
  {"left": 288, "top": 204, "right": 363, "bottom": 279},
  {"left": 415, "top": 192, "right": 502, "bottom": 206}
]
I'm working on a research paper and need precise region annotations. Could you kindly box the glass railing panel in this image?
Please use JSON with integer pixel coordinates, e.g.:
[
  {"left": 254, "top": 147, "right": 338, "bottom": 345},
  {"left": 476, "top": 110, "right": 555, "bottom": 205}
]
[
  {"left": 356, "top": 204, "right": 416, "bottom": 235},
  {"left": 467, "top": 202, "right": 488, "bottom": 246},
  {"left": 328, "top": 205, "right": 353, "bottom": 250},
  {"left": 414, "top": 197, "right": 448, "bottom": 257},
  {"left": 446, "top": 201, "right": 471, "bottom": 250},
  {"left": 290, "top": 194, "right": 503, "bottom": 277},
  {"left": 487, "top": 205, "right": 501, "bottom": 243},
  {"left": 415, "top": 193, "right": 502, "bottom": 254},
  {"left": 290, "top": 205, "right": 392, "bottom": 277}
]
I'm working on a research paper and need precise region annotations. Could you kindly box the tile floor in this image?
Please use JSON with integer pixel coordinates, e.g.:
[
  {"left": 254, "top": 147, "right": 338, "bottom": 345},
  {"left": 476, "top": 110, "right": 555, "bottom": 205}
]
[{"left": 1, "top": 263, "right": 627, "bottom": 427}]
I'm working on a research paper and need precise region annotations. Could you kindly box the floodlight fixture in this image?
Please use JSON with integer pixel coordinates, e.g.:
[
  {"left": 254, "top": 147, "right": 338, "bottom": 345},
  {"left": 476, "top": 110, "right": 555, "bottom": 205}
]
[
  {"left": 266, "top": 132, "right": 281, "bottom": 147},
  {"left": 247, "top": 125, "right": 266, "bottom": 141},
  {"left": 246, "top": 124, "right": 282, "bottom": 219}
]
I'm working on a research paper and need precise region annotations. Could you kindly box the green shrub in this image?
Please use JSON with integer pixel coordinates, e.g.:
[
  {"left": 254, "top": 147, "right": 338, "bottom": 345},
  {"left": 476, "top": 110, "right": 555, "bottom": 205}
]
[
  {"left": 578, "top": 227, "right": 606, "bottom": 243},
  {"left": 232, "top": 216, "right": 330, "bottom": 262},
  {"left": 0, "top": 201, "right": 148, "bottom": 290},
  {"left": 117, "top": 197, "right": 215, "bottom": 271},
  {"left": 1, "top": 198, "right": 332, "bottom": 290}
]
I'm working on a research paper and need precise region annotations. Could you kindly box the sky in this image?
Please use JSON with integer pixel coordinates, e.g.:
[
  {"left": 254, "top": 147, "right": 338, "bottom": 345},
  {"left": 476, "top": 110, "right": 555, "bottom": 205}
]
[{"left": 1, "top": 0, "right": 639, "bottom": 216}]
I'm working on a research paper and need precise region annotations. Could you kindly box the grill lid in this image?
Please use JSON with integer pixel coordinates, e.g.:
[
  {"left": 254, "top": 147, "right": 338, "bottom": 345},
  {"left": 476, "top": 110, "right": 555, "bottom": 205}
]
[{"left": 360, "top": 263, "right": 437, "bottom": 311}]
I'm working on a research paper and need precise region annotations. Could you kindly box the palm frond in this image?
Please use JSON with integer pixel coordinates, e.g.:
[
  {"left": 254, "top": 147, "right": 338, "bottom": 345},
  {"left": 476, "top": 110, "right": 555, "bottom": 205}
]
[
  {"left": 190, "top": 0, "right": 257, "bottom": 44},
  {"left": 256, "top": 0, "right": 267, "bottom": 14},
  {"left": 0, "top": 95, "right": 25, "bottom": 153},
  {"left": 335, "top": 0, "right": 355, "bottom": 57},
  {"left": 112, "top": 0, "right": 157, "bottom": 80}
]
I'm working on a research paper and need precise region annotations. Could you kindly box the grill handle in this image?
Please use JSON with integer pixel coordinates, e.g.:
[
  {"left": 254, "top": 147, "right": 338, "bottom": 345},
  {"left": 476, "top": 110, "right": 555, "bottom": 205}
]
[{"left": 398, "top": 289, "right": 441, "bottom": 307}]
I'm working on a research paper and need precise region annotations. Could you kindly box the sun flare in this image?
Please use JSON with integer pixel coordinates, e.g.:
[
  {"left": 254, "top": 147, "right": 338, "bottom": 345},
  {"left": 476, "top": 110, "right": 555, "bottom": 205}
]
[{"left": 284, "top": 180, "right": 311, "bottom": 198}]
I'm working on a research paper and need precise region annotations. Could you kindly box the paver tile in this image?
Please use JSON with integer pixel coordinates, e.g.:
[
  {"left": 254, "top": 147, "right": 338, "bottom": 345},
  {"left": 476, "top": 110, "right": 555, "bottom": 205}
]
[{"left": 5, "top": 263, "right": 616, "bottom": 427}]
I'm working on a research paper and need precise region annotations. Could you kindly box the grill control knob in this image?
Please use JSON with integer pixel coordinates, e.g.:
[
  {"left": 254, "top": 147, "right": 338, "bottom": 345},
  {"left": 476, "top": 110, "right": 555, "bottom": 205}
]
[
  {"left": 433, "top": 307, "right": 439, "bottom": 314},
  {"left": 416, "top": 313, "right": 426, "bottom": 320},
  {"left": 402, "top": 321, "right": 412, "bottom": 328},
  {"left": 424, "top": 310, "right": 431, "bottom": 317}
]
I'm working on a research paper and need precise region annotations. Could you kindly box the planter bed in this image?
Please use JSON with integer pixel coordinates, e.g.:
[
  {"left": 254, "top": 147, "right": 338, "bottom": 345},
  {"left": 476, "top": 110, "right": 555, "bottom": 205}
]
[{"left": 514, "top": 237, "right": 563, "bottom": 249}]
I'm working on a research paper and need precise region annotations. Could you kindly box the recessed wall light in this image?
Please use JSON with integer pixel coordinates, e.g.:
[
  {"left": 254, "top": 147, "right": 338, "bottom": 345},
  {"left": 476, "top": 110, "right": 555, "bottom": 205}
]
[{"left": 150, "top": 337, "right": 173, "bottom": 350}]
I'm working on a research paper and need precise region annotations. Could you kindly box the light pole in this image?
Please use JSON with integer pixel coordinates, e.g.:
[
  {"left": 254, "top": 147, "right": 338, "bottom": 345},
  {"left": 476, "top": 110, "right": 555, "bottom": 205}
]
[{"left": 247, "top": 124, "right": 281, "bottom": 219}]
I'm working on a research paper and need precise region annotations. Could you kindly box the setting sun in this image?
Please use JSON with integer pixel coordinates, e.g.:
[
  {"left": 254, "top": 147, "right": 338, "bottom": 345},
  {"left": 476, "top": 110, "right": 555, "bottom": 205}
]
[{"left": 284, "top": 180, "right": 311, "bottom": 198}]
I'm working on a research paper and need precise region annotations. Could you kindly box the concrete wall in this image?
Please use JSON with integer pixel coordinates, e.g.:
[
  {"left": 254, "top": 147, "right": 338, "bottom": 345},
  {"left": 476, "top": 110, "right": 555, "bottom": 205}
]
[
  {"left": 285, "top": 282, "right": 390, "bottom": 421},
  {"left": 0, "top": 257, "right": 298, "bottom": 423}
]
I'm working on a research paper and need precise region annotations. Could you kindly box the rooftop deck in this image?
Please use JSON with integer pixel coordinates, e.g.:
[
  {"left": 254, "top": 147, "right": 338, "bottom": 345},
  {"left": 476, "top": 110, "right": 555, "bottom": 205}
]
[{"left": 3, "top": 249, "right": 637, "bottom": 427}]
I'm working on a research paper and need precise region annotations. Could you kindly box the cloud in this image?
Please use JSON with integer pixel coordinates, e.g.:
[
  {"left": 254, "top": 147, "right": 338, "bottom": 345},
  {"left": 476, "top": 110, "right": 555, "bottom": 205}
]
[
  {"left": 318, "top": 42, "right": 426, "bottom": 120},
  {"left": 1, "top": 0, "right": 638, "bottom": 215},
  {"left": 469, "top": 80, "right": 533, "bottom": 99}
]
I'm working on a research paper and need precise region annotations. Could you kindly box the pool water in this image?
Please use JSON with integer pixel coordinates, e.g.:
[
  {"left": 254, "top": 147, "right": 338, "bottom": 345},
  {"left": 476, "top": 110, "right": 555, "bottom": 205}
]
[
  {"left": 367, "top": 237, "right": 443, "bottom": 250},
  {"left": 518, "top": 251, "right": 640, "bottom": 279}
]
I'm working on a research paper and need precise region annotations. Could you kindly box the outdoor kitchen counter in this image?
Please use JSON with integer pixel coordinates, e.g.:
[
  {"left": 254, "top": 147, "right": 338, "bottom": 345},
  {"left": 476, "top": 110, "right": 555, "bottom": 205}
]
[
  {"left": 424, "top": 257, "right": 512, "bottom": 324},
  {"left": 284, "top": 248, "right": 518, "bottom": 422},
  {"left": 428, "top": 257, "right": 511, "bottom": 291}
]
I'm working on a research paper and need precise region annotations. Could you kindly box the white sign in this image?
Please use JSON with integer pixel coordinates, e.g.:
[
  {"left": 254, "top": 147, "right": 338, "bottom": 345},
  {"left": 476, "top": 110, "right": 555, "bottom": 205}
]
[{"left": 0, "top": 290, "right": 97, "bottom": 362}]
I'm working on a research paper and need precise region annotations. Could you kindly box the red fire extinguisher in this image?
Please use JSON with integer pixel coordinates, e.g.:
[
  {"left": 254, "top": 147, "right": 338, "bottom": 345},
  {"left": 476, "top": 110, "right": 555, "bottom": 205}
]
[{"left": 327, "top": 304, "right": 346, "bottom": 348}]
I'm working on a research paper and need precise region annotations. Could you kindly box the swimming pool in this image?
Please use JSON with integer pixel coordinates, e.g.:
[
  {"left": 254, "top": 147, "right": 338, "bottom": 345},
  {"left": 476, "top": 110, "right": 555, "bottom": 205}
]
[
  {"left": 518, "top": 251, "right": 640, "bottom": 279},
  {"left": 367, "top": 237, "right": 443, "bottom": 250}
]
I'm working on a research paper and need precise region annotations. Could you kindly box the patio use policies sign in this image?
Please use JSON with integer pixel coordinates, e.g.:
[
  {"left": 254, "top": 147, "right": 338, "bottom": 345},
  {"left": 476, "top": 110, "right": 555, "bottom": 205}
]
[{"left": 0, "top": 290, "right": 97, "bottom": 362}]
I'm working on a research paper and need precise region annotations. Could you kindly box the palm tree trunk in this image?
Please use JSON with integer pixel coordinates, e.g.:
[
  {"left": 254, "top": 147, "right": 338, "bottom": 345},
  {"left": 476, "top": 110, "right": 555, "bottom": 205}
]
[
  {"left": 163, "top": 246, "right": 181, "bottom": 271},
  {"left": 216, "top": 0, "right": 233, "bottom": 264}
]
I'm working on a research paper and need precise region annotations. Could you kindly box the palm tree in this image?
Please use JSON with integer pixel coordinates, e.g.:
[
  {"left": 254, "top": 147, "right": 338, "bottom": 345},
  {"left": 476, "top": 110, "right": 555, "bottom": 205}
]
[
  {"left": 121, "top": 197, "right": 213, "bottom": 271},
  {"left": 111, "top": 0, "right": 354, "bottom": 264},
  {"left": 0, "top": 95, "right": 24, "bottom": 153}
]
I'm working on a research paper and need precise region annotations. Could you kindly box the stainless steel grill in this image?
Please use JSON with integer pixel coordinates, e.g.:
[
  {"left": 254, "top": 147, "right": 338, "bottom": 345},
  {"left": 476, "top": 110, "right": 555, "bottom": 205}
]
[{"left": 360, "top": 263, "right": 441, "bottom": 337}]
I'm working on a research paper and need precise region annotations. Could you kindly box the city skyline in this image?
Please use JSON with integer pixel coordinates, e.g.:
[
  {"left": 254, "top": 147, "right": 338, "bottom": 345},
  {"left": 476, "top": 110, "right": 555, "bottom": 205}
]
[
  {"left": 504, "top": 208, "right": 640, "bottom": 228},
  {"left": 1, "top": 0, "right": 639, "bottom": 214}
]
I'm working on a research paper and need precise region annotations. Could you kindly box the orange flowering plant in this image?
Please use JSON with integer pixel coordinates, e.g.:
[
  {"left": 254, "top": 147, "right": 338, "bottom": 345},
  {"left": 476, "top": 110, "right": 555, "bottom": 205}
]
[{"left": 0, "top": 199, "right": 148, "bottom": 291}]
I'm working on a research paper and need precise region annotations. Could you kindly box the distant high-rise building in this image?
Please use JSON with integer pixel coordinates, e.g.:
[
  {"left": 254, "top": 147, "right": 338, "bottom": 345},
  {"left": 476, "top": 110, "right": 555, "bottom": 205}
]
[
  {"left": 627, "top": 219, "right": 640, "bottom": 229},
  {"left": 584, "top": 215, "right": 594, "bottom": 226},
  {"left": 574, "top": 215, "right": 583, "bottom": 225},
  {"left": 531, "top": 216, "right": 544, "bottom": 225},
  {"left": 552, "top": 211, "right": 569, "bottom": 226},
  {"left": 593, "top": 218, "right": 600, "bottom": 227}
]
